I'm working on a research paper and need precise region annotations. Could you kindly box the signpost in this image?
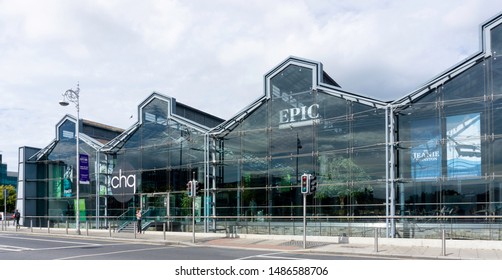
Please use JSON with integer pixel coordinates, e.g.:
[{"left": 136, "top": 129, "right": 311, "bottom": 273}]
[
  {"left": 300, "top": 173, "right": 317, "bottom": 249},
  {"left": 187, "top": 172, "right": 199, "bottom": 243},
  {"left": 3, "top": 188, "right": 7, "bottom": 229},
  {"left": 192, "top": 184, "right": 196, "bottom": 243}
]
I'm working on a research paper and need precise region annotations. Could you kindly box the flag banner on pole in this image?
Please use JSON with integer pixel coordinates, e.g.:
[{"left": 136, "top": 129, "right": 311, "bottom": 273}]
[{"left": 79, "top": 153, "right": 90, "bottom": 184}]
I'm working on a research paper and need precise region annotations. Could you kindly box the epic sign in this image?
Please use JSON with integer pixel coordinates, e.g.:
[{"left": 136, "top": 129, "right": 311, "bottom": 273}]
[{"left": 279, "top": 104, "right": 320, "bottom": 129}]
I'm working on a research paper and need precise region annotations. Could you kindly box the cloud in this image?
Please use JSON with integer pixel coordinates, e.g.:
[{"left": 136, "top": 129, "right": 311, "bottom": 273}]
[{"left": 0, "top": 0, "right": 501, "bottom": 171}]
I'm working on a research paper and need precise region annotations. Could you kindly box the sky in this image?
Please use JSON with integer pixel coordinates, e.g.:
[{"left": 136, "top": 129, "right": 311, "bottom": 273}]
[{"left": 1, "top": 0, "right": 502, "bottom": 172}]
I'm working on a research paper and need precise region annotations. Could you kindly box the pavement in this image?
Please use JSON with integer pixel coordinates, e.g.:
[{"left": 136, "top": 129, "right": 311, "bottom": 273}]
[{"left": 2, "top": 223, "right": 502, "bottom": 260}]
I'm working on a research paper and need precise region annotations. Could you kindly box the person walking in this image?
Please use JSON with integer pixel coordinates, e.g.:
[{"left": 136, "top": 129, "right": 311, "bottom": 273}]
[
  {"left": 136, "top": 208, "right": 142, "bottom": 234},
  {"left": 14, "top": 209, "right": 20, "bottom": 229}
]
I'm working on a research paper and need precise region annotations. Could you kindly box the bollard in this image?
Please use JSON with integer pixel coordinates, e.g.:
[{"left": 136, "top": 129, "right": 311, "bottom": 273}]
[
  {"left": 86, "top": 221, "right": 89, "bottom": 236},
  {"left": 441, "top": 229, "right": 446, "bottom": 256},
  {"left": 109, "top": 223, "right": 112, "bottom": 237},
  {"left": 48, "top": 220, "right": 50, "bottom": 234},
  {"left": 30, "top": 219, "right": 33, "bottom": 232},
  {"left": 66, "top": 220, "right": 69, "bottom": 235},
  {"left": 374, "top": 228, "right": 379, "bottom": 253},
  {"left": 163, "top": 222, "right": 166, "bottom": 240}
]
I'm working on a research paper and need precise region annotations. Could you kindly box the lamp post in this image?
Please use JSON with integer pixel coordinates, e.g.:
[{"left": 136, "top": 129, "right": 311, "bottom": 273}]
[{"left": 59, "top": 83, "right": 81, "bottom": 235}]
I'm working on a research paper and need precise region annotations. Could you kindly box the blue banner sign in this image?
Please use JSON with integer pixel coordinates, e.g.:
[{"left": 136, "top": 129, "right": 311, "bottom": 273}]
[
  {"left": 79, "top": 153, "right": 90, "bottom": 184},
  {"left": 411, "top": 118, "right": 441, "bottom": 180}
]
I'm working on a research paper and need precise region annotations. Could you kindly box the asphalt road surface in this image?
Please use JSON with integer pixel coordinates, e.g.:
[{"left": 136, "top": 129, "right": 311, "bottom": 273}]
[{"left": 0, "top": 232, "right": 394, "bottom": 260}]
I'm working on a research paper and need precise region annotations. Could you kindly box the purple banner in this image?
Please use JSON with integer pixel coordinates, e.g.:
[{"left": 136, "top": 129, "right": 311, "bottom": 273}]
[{"left": 79, "top": 153, "right": 90, "bottom": 184}]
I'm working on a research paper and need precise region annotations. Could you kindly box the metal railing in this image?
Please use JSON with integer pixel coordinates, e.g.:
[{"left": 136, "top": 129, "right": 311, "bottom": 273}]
[
  {"left": 3, "top": 215, "right": 464, "bottom": 256},
  {"left": 4, "top": 214, "right": 502, "bottom": 241}
]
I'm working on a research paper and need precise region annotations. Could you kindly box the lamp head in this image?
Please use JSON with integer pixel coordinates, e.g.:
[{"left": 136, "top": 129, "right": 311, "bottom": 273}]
[{"left": 59, "top": 99, "right": 69, "bottom": 106}]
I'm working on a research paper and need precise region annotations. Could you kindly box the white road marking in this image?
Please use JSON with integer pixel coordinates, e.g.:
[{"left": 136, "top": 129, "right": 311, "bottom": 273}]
[
  {"left": 56, "top": 246, "right": 169, "bottom": 260},
  {"left": 237, "top": 251, "right": 311, "bottom": 260},
  {"left": 0, "top": 233, "right": 105, "bottom": 251},
  {"left": 0, "top": 245, "right": 32, "bottom": 252}
]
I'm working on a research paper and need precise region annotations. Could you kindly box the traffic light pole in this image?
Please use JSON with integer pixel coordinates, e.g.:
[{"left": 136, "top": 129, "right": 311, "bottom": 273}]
[
  {"left": 3, "top": 189, "right": 7, "bottom": 230},
  {"left": 192, "top": 193, "right": 195, "bottom": 243},
  {"left": 192, "top": 172, "right": 196, "bottom": 243},
  {"left": 300, "top": 173, "right": 315, "bottom": 249},
  {"left": 303, "top": 192, "right": 307, "bottom": 249}
]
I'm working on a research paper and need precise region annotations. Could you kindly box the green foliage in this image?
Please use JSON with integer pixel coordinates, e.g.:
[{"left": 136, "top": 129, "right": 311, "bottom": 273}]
[
  {"left": 0, "top": 185, "right": 17, "bottom": 212},
  {"left": 180, "top": 193, "right": 192, "bottom": 216},
  {"left": 315, "top": 156, "right": 372, "bottom": 201}
]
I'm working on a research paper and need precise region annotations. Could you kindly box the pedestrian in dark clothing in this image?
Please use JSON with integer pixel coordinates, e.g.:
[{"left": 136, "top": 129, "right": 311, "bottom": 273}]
[
  {"left": 136, "top": 209, "right": 142, "bottom": 233},
  {"left": 14, "top": 209, "right": 20, "bottom": 228}
]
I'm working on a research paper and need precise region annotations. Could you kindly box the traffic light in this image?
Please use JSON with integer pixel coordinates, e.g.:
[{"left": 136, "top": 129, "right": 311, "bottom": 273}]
[
  {"left": 301, "top": 174, "right": 310, "bottom": 194},
  {"left": 309, "top": 175, "right": 317, "bottom": 193},
  {"left": 187, "top": 181, "right": 193, "bottom": 197},
  {"left": 193, "top": 180, "right": 200, "bottom": 195},
  {"left": 187, "top": 180, "right": 200, "bottom": 197}
]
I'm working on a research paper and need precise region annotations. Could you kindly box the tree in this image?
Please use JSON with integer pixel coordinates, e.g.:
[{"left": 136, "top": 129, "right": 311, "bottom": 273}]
[
  {"left": 315, "top": 156, "right": 373, "bottom": 215},
  {"left": 180, "top": 193, "right": 192, "bottom": 217},
  {"left": 0, "top": 185, "right": 17, "bottom": 213}
]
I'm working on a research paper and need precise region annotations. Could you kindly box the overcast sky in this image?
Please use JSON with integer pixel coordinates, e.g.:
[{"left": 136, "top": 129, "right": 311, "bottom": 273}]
[{"left": 1, "top": 0, "right": 501, "bottom": 172}]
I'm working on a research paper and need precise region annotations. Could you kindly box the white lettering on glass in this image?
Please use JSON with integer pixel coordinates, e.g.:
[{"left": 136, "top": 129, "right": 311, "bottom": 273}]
[
  {"left": 110, "top": 169, "right": 136, "bottom": 193},
  {"left": 279, "top": 104, "right": 320, "bottom": 124}
]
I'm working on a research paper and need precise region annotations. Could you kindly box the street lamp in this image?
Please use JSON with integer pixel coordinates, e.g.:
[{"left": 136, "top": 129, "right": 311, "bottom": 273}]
[{"left": 59, "top": 83, "right": 81, "bottom": 235}]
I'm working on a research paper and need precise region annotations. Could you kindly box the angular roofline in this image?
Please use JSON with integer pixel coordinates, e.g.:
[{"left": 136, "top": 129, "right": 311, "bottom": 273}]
[
  {"left": 136, "top": 92, "right": 221, "bottom": 132},
  {"left": 175, "top": 100, "right": 225, "bottom": 124},
  {"left": 82, "top": 119, "right": 124, "bottom": 134},
  {"left": 263, "top": 56, "right": 324, "bottom": 98},
  {"left": 210, "top": 56, "right": 388, "bottom": 135},
  {"left": 56, "top": 114, "right": 124, "bottom": 140},
  {"left": 102, "top": 92, "right": 223, "bottom": 153},
  {"left": 30, "top": 115, "right": 123, "bottom": 162}
]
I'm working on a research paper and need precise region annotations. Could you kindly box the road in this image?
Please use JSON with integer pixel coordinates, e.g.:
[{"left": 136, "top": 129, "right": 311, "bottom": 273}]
[
  {"left": 2, "top": 232, "right": 449, "bottom": 280},
  {"left": 0, "top": 232, "right": 394, "bottom": 260}
]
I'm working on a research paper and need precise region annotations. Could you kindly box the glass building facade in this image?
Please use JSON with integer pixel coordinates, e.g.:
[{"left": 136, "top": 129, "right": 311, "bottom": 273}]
[
  {"left": 392, "top": 18, "right": 502, "bottom": 226},
  {"left": 18, "top": 116, "right": 124, "bottom": 227},
  {"left": 99, "top": 94, "right": 223, "bottom": 229},
  {"left": 209, "top": 60, "right": 387, "bottom": 222},
  {"left": 0, "top": 154, "right": 17, "bottom": 187},
  {"left": 16, "top": 13, "right": 502, "bottom": 239}
]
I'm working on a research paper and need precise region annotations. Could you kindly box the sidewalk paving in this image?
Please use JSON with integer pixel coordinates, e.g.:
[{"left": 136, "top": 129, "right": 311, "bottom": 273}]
[{"left": 2, "top": 225, "right": 502, "bottom": 260}]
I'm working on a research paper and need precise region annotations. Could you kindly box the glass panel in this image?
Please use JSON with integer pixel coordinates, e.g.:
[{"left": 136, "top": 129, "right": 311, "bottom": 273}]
[
  {"left": 491, "top": 23, "right": 502, "bottom": 57},
  {"left": 442, "top": 62, "right": 485, "bottom": 102},
  {"left": 58, "top": 119, "right": 75, "bottom": 141},
  {"left": 398, "top": 89, "right": 440, "bottom": 182},
  {"left": 270, "top": 65, "right": 313, "bottom": 102},
  {"left": 491, "top": 57, "right": 502, "bottom": 180}
]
